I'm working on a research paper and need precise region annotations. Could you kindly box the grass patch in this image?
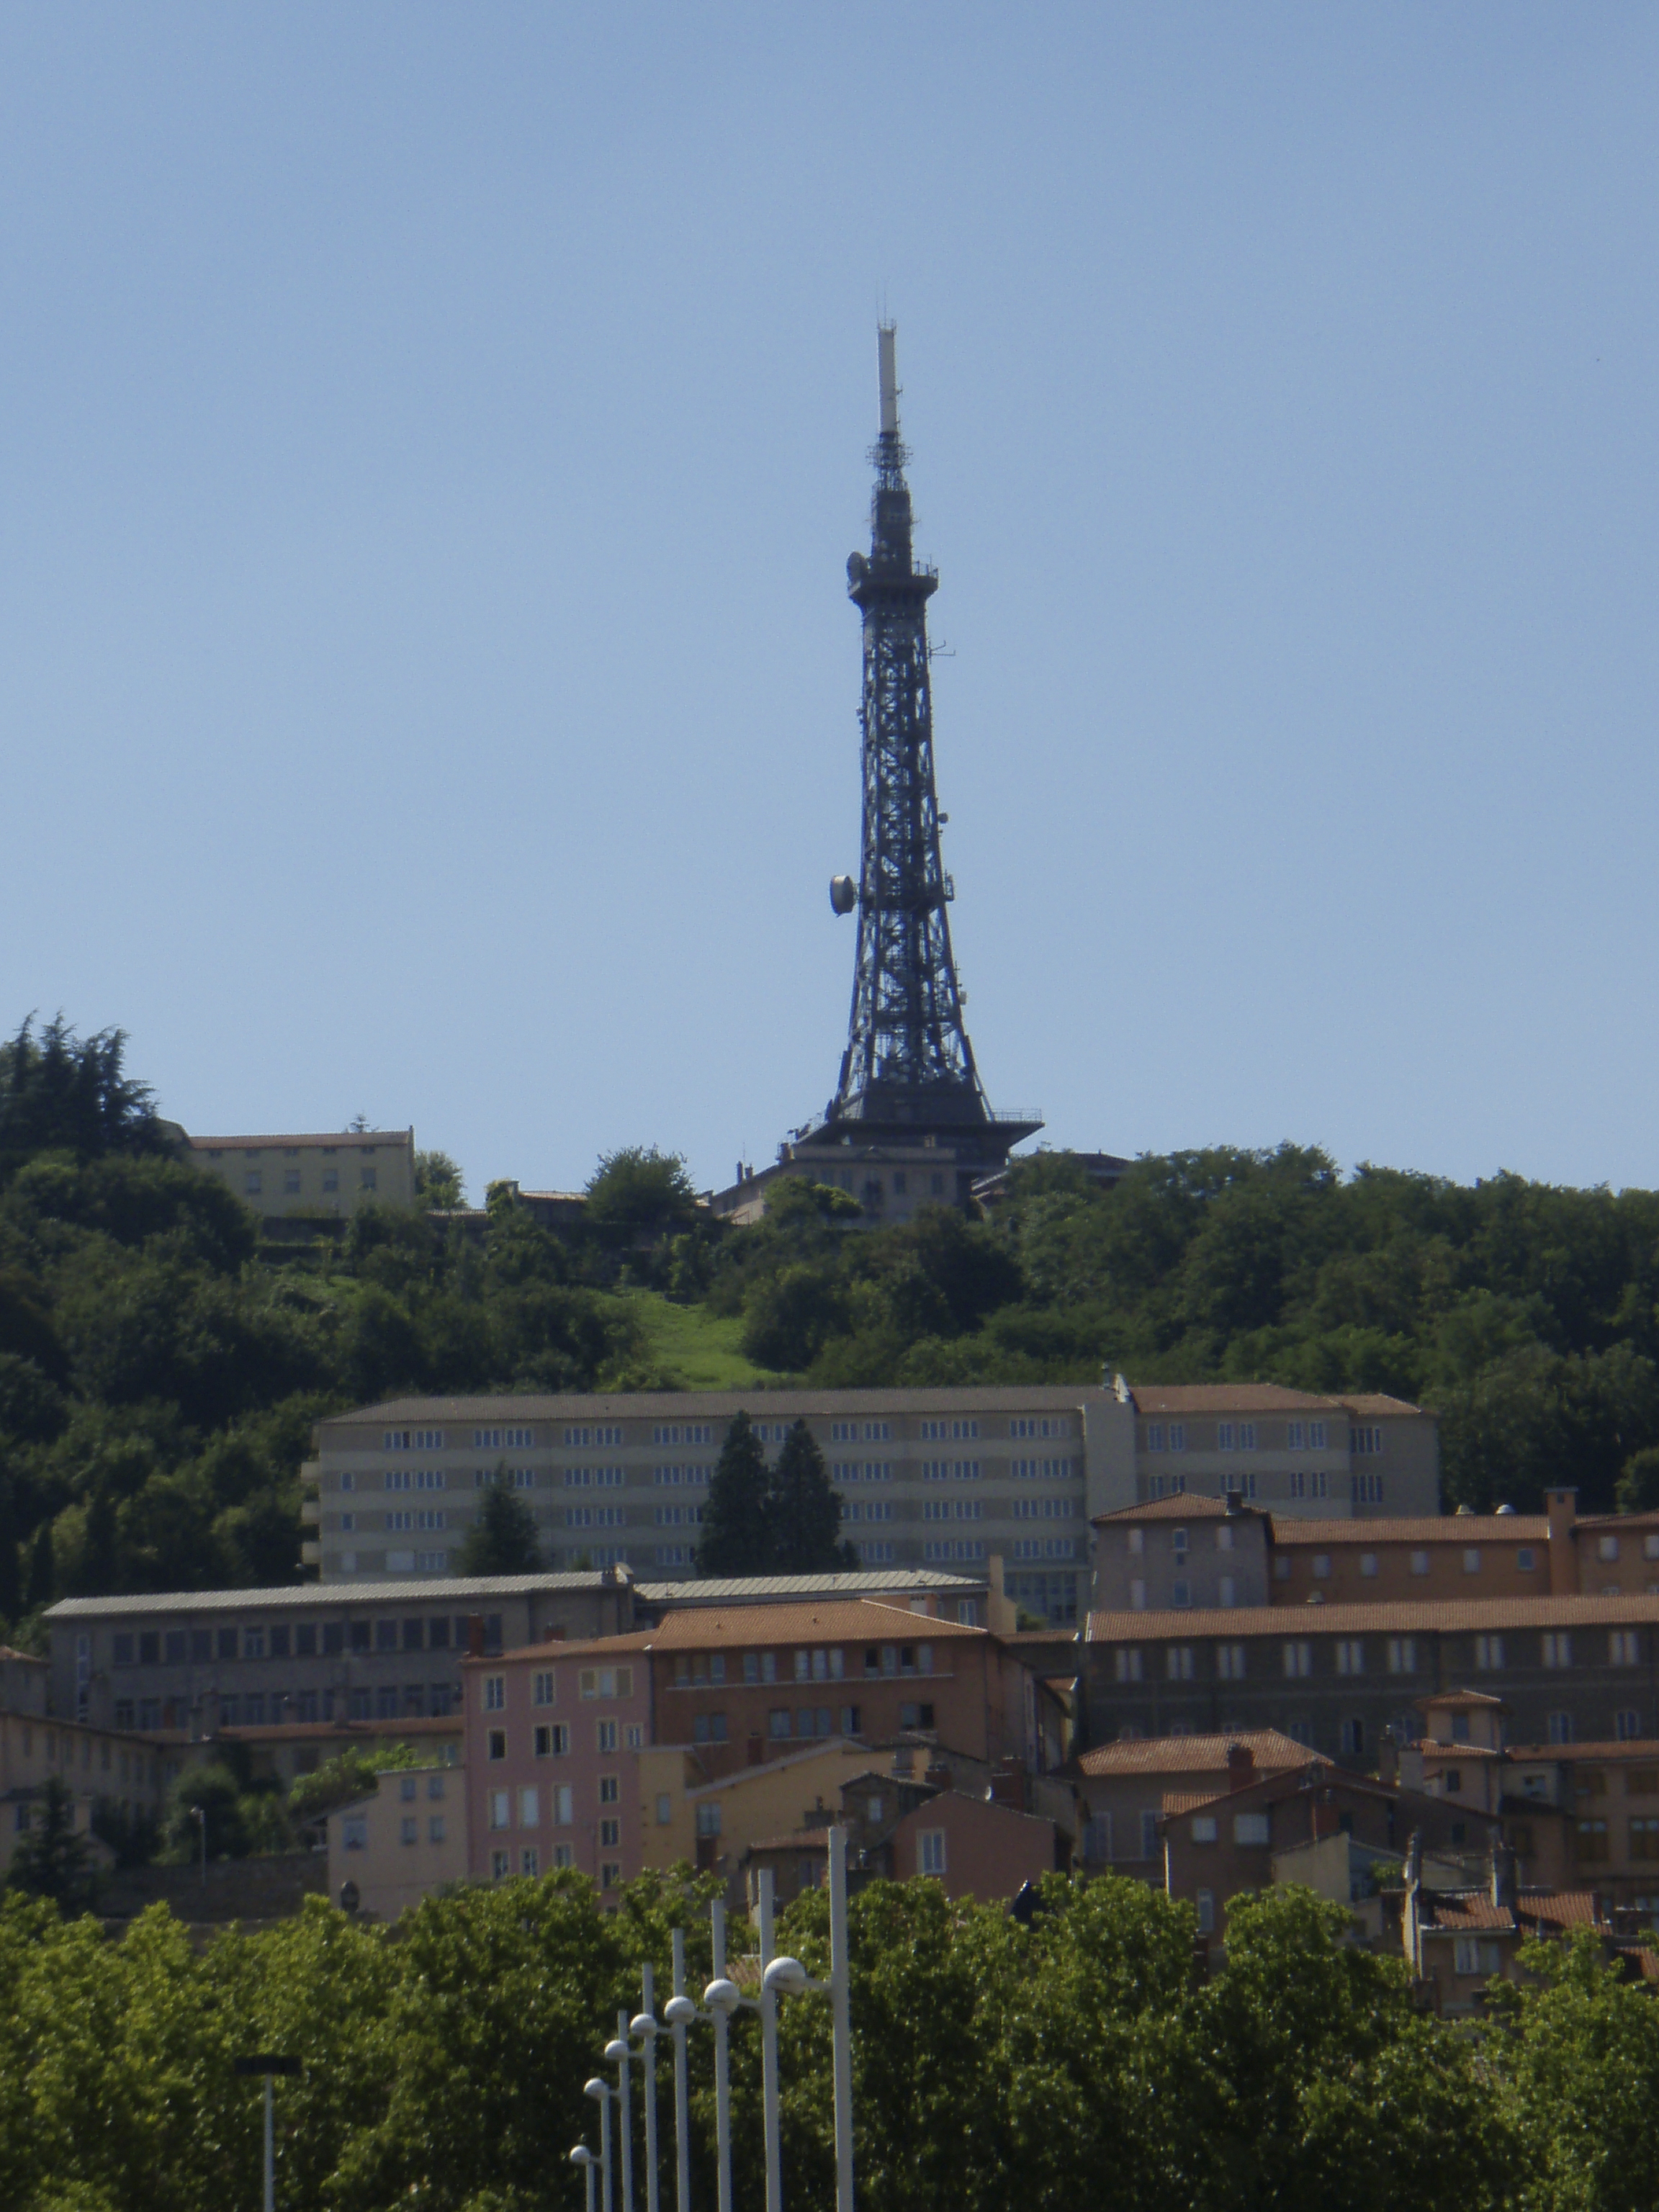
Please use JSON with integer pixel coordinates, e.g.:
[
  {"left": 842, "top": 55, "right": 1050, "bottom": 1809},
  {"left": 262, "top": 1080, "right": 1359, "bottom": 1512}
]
[{"left": 618, "top": 1291, "right": 791, "bottom": 1391}]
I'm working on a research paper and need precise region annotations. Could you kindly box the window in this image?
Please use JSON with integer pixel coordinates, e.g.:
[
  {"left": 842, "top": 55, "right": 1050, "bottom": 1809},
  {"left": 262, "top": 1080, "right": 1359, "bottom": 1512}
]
[
  {"left": 1139, "top": 1810, "right": 1159, "bottom": 1860},
  {"left": 578, "top": 1667, "right": 634, "bottom": 1700},
  {"left": 1611, "top": 1631, "right": 1640, "bottom": 1666},
  {"left": 597, "top": 1719, "right": 618, "bottom": 1753},
  {"left": 484, "top": 1676, "right": 505, "bottom": 1712},
  {"left": 400, "top": 1776, "right": 418, "bottom": 1804},
  {"left": 1475, "top": 1635, "right": 1504, "bottom": 1671},
  {"left": 695, "top": 1803, "right": 721, "bottom": 1839},
  {"left": 656, "top": 1794, "right": 673, "bottom": 1825},
  {"left": 1218, "top": 1576, "right": 1236, "bottom": 1608},
  {"left": 1190, "top": 1815, "right": 1218, "bottom": 1843},
  {"left": 400, "top": 1816, "right": 418, "bottom": 1846},
  {"left": 487, "top": 1790, "right": 510, "bottom": 1832},
  {"left": 1599, "top": 1534, "right": 1621, "bottom": 1562},
  {"left": 1359, "top": 1553, "right": 1377, "bottom": 1579},
  {"left": 1617, "top": 1710, "right": 1642, "bottom": 1741},
  {"left": 1114, "top": 1648, "right": 1143, "bottom": 1684},
  {"left": 1195, "top": 1889, "right": 1215, "bottom": 1935},
  {"left": 1351, "top": 1426, "right": 1383, "bottom": 1455},
  {"left": 552, "top": 1786, "right": 574, "bottom": 1825},
  {"left": 534, "top": 1723, "right": 569, "bottom": 1758},
  {"left": 429, "top": 1815, "right": 446, "bottom": 1844},
  {"left": 1339, "top": 1718, "right": 1365, "bottom": 1757},
  {"left": 1282, "top": 1642, "right": 1311, "bottom": 1678},
  {"left": 1410, "top": 1550, "right": 1429, "bottom": 1577},
  {"left": 1462, "top": 1547, "right": 1481, "bottom": 1575},
  {"left": 917, "top": 1829, "right": 947, "bottom": 1876},
  {"left": 1233, "top": 1813, "right": 1270, "bottom": 1846},
  {"left": 323, "top": 1167, "right": 339, "bottom": 1192},
  {"left": 1128, "top": 1579, "right": 1146, "bottom": 1610},
  {"left": 1215, "top": 1643, "right": 1246, "bottom": 1681},
  {"left": 1335, "top": 1640, "right": 1364, "bottom": 1676},
  {"left": 1518, "top": 1547, "right": 1537, "bottom": 1570},
  {"left": 1549, "top": 1712, "right": 1574, "bottom": 1745},
  {"left": 1543, "top": 1633, "right": 1573, "bottom": 1669},
  {"left": 518, "top": 1788, "right": 540, "bottom": 1827},
  {"left": 1454, "top": 1938, "right": 1504, "bottom": 1977},
  {"left": 1218, "top": 1424, "right": 1235, "bottom": 1451},
  {"left": 1627, "top": 1768, "right": 1659, "bottom": 1797},
  {"left": 487, "top": 1729, "right": 506, "bottom": 1761},
  {"left": 1388, "top": 1637, "right": 1417, "bottom": 1676},
  {"left": 599, "top": 1818, "right": 621, "bottom": 1849},
  {"left": 1575, "top": 1817, "right": 1610, "bottom": 1863},
  {"left": 1632, "top": 1818, "right": 1659, "bottom": 1859},
  {"left": 341, "top": 1816, "right": 367, "bottom": 1852},
  {"left": 1146, "top": 1424, "right": 1166, "bottom": 1452},
  {"left": 532, "top": 1671, "right": 557, "bottom": 1707},
  {"left": 245, "top": 1170, "right": 262, "bottom": 1195},
  {"left": 1166, "top": 1645, "right": 1193, "bottom": 1681},
  {"left": 490, "top": 1849, "right": 510, "bottom": 1880}
]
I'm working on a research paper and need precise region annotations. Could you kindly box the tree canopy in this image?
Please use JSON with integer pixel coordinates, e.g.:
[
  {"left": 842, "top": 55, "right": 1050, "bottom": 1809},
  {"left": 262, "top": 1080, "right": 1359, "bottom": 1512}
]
[{"left": 458, "top": 1466, "right": 542, "bottom": 1577}]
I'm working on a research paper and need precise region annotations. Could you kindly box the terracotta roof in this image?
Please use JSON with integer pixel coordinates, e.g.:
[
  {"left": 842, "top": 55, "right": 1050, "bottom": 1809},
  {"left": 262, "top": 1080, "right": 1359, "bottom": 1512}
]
[
  {"left": 1087, "top": 1592, "right": 1659, "bottom": 1640},
  {"left": 745, "top": 1827, "right": 830, "bottom": 1857},
  {"left": 1419, "top": 1689, "right": 1507, "bottom": 1711},
  {"left": 186, "top": 1130, "right": 411, "bottom": 1150},
  {"left": 1269, "top": 1516, "right": 1550, "bottom": 1546},
  {"left": 640, "top": 1598, "right": 987, "bottom": 1648},
  {"left": 0, "top": 1647, "right": 46, "bottom": 1665},
  {"left": 503, "top": 1628, "right": 659, "bottom": 1663},
  {"left": 1521, "top": 1890, "right": 1602, "bottom": 1932},
  {"left": 1504, "top": 1740, "right": 1659, "bottom": 1763},
  {"left": 1338, "top": 1394, "right": 1429, "bottom": 1419},
  {"left": 1071, "top": 1729, "right": 1323, "bottom": 1779},
  {"left": 1161, "top": 1790, "right": 1218, "bottom": 1815},
  {"left": 1130, "top": 1384, "right": 1346, "bottom": 1415},
  {"left": 1093, "top": 1496, "right": 1249, "bottom": 1524},
  {"left": 1420, "top": 1741, "right": 1503, "bottom": 1760},
  {"left": 1424, "top": 1894, "right": 1514, "bottom": 1932}
]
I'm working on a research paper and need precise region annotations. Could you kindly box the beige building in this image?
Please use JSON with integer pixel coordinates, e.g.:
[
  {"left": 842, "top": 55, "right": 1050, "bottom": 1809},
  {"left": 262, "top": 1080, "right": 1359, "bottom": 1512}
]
[
  {"left": 175, "top": 1127, "right": 416, "bottom": 1228},
  {"left": 711, "top": 1130, "right": 1023, "bottom": 1229},
  {"left": 327, "top": 1758, "right": 468, "bottom": 1919},
  {"left": 0, "top": 1708, "right": 171, "bottom": 1870},
  {"left": 637, "top": 1736, "right": 907, "bottom": 1882},
  {"left": 304, "top": 1380, "right": 1441, "bottom": 1623}
]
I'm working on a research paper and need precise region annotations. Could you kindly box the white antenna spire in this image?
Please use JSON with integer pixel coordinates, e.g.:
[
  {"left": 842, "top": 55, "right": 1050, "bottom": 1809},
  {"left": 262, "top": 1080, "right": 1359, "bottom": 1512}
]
[{"left": 877, "top": 322, "right": 899, "bottom": 437}]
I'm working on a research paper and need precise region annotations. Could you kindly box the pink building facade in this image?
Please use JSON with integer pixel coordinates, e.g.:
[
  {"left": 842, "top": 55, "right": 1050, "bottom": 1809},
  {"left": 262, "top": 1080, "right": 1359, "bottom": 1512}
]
[{"left": 463, "top": 1632, "right": 651, "bottom": 1892}]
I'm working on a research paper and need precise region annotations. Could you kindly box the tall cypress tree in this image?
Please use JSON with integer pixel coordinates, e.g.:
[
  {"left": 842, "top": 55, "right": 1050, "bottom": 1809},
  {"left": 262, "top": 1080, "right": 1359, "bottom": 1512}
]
[
  {"left": 767, "top": 1420, "right": 858, "bottom": 1573},
  {"left": 696, "top": 1412, "right": 773, "bottom": 1576},
  {"left": 458, "top": 1465, "right": 541, "bottom": 1576}
]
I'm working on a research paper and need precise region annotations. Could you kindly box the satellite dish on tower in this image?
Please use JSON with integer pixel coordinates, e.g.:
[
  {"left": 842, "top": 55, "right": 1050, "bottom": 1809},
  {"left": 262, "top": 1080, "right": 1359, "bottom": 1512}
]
[{"left": 829, "top": 876, "right": 856, "bottom": 916}]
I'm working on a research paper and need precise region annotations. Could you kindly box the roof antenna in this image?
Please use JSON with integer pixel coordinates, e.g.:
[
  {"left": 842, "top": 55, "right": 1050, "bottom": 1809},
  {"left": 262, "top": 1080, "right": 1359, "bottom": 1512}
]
[{"left": 878, "top": 321, "right": 899, "bottom": 437}]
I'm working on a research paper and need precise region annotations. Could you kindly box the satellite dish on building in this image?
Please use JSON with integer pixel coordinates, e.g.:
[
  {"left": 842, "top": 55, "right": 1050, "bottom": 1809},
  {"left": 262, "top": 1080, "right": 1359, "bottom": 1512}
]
[{"left": 830, "top": 876, "right": 856, "bottom": 916}]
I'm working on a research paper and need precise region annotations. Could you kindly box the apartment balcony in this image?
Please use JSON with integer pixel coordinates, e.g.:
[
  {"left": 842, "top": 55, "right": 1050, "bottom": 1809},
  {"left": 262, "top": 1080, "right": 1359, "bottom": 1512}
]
[
  {"left": 300, "top": 1541, "right": 320, "bottom": 1567},
  {"left": 300, "top": 1499, "right": 320, "bottom": 1525}
]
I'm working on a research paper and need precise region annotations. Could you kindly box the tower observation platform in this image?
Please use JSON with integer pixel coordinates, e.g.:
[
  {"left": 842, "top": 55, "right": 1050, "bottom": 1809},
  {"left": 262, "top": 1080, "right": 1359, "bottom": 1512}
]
[{"left": 712, "top": 327, "right": 1041, "bottom": 1229}]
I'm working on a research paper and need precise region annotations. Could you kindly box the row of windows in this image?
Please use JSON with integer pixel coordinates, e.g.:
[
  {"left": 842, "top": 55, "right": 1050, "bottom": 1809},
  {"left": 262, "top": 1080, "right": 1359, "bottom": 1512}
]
[
  {"left": 670, "top": 1643, "right": 931, "bottom": 1685},
  {"left": 247, "top": 1165, "right": 372, "bottom": 1195},
  {"left": 110, "top": 1614, "right": 503, "bottom": 1666},
  {"left": 117, "top": 1682, "right": 459, "bottom": 1730},
  {"left": 490, "top": 1845, "right": 590, "bottom": 1880},
  {"left": 486, "top": 1722, "right": 642, "bottom": 1758},
  {"left": 1275, "top": 1545, "right": 1545, "bottom": 1581},
  {"left": 376, "top": 1416, "right": 1070, "bottom": 1457},
  {"left": 342, "top": 1812, "right": 449, "bottom": 1850},
  {"left": 1143, "top": 1420, "right": 1355, "bottom": 1455},
  {"left": 482, "top": 1664, "right": 634, "bottom": 1709},
  {"left": 1108, "top": 1629, "right": 1645, "bottom": 1681}
]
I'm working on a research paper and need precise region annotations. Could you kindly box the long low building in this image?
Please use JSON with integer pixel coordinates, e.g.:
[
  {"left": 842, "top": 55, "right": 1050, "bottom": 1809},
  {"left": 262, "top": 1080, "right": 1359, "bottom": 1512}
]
[
  {"left": 1080, "top": 1591, "right": 1659, "bottom": 1763},
  {"left": 302, "top": 1380, "right": 1442, "bottom": 1624}
]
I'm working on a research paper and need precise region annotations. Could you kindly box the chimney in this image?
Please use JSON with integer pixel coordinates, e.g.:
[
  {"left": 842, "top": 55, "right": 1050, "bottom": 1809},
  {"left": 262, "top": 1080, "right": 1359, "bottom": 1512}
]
[
  {"left": 1491, "top": 1842, "right": 1518, "bottom": 1912},
  {"left": 989, "top": 1757, "right": 1028, "bottom": 1813},
  {"left": 467, "top": 1614, "right": 485, "bottom": 1659},
  {"left": 923, "top": 1758, "right": 952, "bottom": 1793},
  {"left": 1546, "top": 1488, "right": 1578, "bottom": 1595},
  {"left": 1226, "top": 1742, "right": 1255, "bottom": 1794}
]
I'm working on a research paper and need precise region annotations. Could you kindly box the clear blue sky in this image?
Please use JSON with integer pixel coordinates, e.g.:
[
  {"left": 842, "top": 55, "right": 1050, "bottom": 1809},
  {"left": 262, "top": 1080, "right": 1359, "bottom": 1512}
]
[{"left": 4, "top": 6, "right": 1656, "bottom": 1201}]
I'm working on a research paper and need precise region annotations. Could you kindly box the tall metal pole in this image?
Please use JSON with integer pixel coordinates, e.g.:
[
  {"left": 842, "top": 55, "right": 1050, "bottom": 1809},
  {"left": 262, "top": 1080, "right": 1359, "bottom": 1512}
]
[
  {"left": 711, "top": 1901, "right": 732, "bottom": 2212},
  {"left": 264, "top": 2072, "right": 274, "bottom": 2212},
  {"left": 587, "top": 2153, "right": 598, "bottom": 2212},
  {"left": 758, "top": 1869, "right": 783, "bottom": 2212},
  {"left": 616, "top": 2011, "right": 635, "bottom": 2212},
  {"left": 601, "top": 2092, "right": 614, "bottom": 2212},
  {"left": 640, "top": 1964, "right": 660, "bottom": 2212},
  {"left": 829, "top": 1827, "right": 855, "bottom": 2212},
  {"left": 672, "top": 1929, "right": 692, "bottom": 2212}
]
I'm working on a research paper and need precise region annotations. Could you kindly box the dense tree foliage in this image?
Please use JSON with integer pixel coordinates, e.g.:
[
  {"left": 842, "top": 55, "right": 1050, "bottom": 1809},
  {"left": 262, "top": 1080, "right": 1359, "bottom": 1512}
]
[
  {"left": 697, "top": 1413, "right": 858, "bottom": 1576},
  {"left": 704, "top": 1146, "right": 1659, "bottom": 1512},
  {"left": 0, "top": 1870, "right": 1650, "bottom": 2211},
  {"left": 459, "top": 1467, "right": 542, "bottom": 1576}
]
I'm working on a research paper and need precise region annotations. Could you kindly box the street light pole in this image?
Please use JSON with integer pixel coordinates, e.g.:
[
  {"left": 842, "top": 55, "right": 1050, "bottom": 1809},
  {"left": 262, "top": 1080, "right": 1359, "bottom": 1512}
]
[
  {"left": 192, "top": 1802, "right": 207, "bottom": 1889},
  {"left": 606, "top": 2013, "right": 634, "bottom": 2212},
  {"left": 705, "top": 1902, "right": 734, "bottom": 2212},
  {"left": 761, "top": 1826, "right": 856, "bottom": 2212},
  {"left": 630, "top": 1964, "right": 661, "bottom": 2212},
  {"left": 663, "top": 1933, "right": 695, "bottom": 2212},
  {"left": 572, "top": 2144, "right": 598, "bottom": 2212},
  {"left": 585, "top": 2077, "right": 614, "bottom": 2212},
  {"left": 757, "top": 1869, "right": 782, "bottom": 2212}
]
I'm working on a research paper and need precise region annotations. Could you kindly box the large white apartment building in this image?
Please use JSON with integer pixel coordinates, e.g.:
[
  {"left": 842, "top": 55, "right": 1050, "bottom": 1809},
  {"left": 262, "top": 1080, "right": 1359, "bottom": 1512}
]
[{"left": 302, "top": 1382, "right": 1440, "bottom": 1626}]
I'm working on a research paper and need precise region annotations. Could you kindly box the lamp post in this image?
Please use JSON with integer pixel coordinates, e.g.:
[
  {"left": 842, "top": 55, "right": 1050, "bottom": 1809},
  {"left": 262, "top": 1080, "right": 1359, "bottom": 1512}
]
[
  {"left": 701, "top": 1902, "right": 739, "bottom": 2212},
  {"left": 572, "top": 2144, "right": 600, "bottom": 2212},
  {"left": 585, "top": 2077, "right": 615, "bottom": 2212},
  {"left": 761, "top": 1825, "right": 855, "bottom": 2212},
  {"left": 191, "top": 1802, "right": 207, "bottom": 1889},
  {"left": 233, "top": 2055, "right": 300, "bottom": 2212},
  {"left": 755, "top": 1868, "right": 782, "bottom": 2212},
  {"left": 605, "top": 2013, "right": 635, "bottom": 2212},
  {"left": 662, "top": 1931, "right": 696, "bottom": 2212},
  {"left": 629, "top": 1963, "right": 662, "bottom": 2212}
]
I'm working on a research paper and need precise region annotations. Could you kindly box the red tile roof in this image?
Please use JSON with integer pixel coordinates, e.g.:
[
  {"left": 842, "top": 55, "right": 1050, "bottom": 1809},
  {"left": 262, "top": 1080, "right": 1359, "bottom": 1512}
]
[
  {"left": 1071, "top": 1728, "right": 1324, "bottom": 1779},
  {"left": 1503, "top": 1740, "right": 1659, "bottom": 1763},
  {"left": 745, "top": 1828, "right": 831, "bottom": 1856},
  {"left": 1087, "top": 1592, "right": 1659, "bottom": 1640},
  {"left": 510, "top": 1597, "right": 990, "bottom": 1664},
  {"left": 1419, "top": 1689, "right": 1507, "bottom": 1710},
  {"left": 1269, "top": 1516, "right": 1550, "bottom": 1546},
  {"left": 1093, "top": 1496, "right": 1250, "bottom": 1524}
]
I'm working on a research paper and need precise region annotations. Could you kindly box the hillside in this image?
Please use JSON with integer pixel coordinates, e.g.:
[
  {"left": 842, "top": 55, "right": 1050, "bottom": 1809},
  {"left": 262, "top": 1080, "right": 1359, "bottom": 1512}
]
[{"left": 4, "top": 1016, "right": 1659, "bottom": 1621}]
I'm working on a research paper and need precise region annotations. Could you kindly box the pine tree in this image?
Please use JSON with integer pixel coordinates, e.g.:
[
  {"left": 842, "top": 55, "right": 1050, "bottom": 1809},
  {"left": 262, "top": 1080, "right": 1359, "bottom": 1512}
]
[
  {"left": 458, "top": 1465, "right": 541, "bottom": 1576},
  {"left": 767, "top": 1420, "right": 858, "bottom": 1573},
  {"left": 9, "top": 1776, "right": 97, "bottom": 1914},
  {"left": 696, "top": 1412, "right": 773, "bottom": 1576}
]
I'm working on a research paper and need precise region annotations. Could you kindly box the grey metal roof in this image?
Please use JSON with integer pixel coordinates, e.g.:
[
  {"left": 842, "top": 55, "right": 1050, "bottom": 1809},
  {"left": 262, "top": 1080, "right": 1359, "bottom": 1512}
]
[
  {"left": 43, "top": 1568, "right": 626, "bottom": 1620},
  {"left": 321, "top": 1383, "right": 1106, "bottom": 1429},
  {"left": 635, "top": 1568, "right": 983, "bottom": 1604}
]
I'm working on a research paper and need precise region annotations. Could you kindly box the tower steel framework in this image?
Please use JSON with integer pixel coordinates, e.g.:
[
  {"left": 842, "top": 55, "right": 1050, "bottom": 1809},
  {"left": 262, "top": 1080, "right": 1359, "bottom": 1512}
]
[{"left": 824, "top": 326, "right": 1038, "bottom": 1164}]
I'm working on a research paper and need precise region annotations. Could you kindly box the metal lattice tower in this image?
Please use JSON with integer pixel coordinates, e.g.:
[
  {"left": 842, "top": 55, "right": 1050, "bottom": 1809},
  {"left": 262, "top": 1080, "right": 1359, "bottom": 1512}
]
[{"left": 824, "top": 326, "right": 1038, "bottom": 1160}]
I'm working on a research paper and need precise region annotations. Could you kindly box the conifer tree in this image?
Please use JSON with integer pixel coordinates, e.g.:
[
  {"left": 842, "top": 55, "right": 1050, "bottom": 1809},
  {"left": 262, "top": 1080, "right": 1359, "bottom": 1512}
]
[
  {"left": 695, "top": 1411, "right": 773, "bottom": 1576},
  {"left": 8, "top": 1776, "right": 97, "bottom": 1914},
  {"left": 767, "top": 1419, "right": 858, "bottom": 1573},
  {"left": 458, "top": 1464, "right": 541, "bottom": 1576}
]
